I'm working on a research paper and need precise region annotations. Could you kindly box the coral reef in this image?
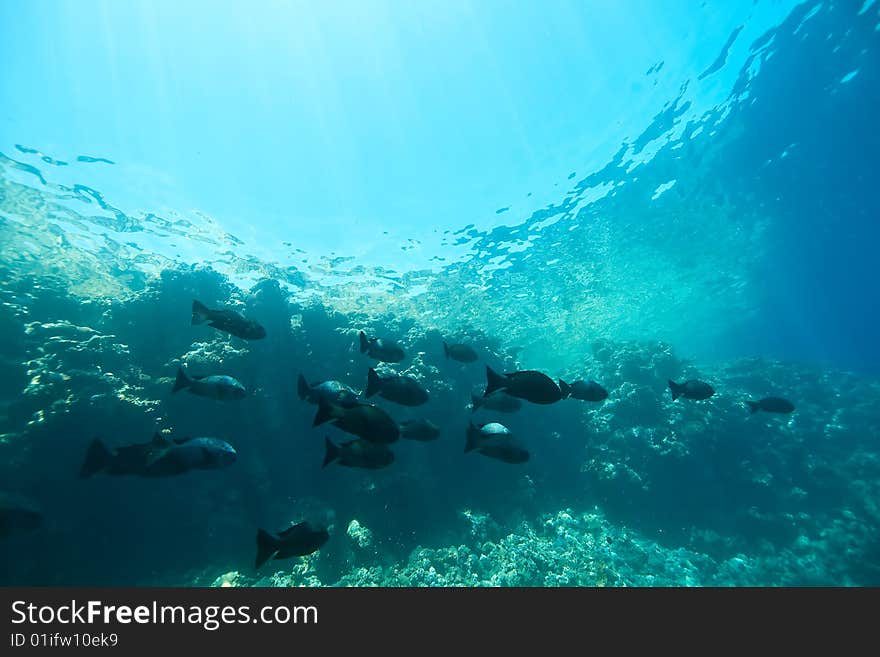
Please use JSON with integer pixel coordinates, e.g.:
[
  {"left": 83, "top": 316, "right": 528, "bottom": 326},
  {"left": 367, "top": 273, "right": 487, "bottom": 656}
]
[
  {"left": 214, "top": 506, "right": 878, "bottom": 587},
  {"left": 1, "top": 266, "right": 878, "bottom": 586}
]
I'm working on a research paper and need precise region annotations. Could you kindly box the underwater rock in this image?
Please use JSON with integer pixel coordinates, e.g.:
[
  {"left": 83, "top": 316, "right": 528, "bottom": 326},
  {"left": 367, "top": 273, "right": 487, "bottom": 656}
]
[
  {"left": 211, "top": 571, "right": 244, "bottom": 587},
  {"left": 249, "top": 553, "right": 324, "bottom": 587},
  {"left": 346, "top": 519, "right": 374, "bottom": 550},
  {"left": 591, "top": 339, "right": 683, "bottom": 389},
  {"left": 460, "top": 509, "right": 502, "bottom": 543},
  {"left": 329, "top": 509, "right": 737, "bottom": 586},
  {"left": 602, "top": 382, "right": 666, "bottom": 429}
]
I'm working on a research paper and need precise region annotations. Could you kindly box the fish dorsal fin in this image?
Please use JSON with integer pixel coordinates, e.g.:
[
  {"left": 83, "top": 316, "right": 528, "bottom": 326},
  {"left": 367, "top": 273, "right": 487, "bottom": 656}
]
[
  {"left": 279, "top": 521, "right": 309, "bottom": 537},
  {"left": 145, "top": 435, "right": 173, "bottom": 468}
]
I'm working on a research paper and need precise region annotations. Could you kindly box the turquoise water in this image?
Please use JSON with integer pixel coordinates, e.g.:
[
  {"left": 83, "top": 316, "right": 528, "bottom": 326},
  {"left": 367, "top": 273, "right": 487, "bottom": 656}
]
[{"left": 1, "top": 0, "right": 878, "bottom": 585}]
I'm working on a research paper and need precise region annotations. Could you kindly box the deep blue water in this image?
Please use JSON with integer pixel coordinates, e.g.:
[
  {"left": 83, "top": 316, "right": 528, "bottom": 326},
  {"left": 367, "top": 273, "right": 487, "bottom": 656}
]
[
  {"left": 714, "top": 0, "right": 880, "bottom": 374},
  {"left": 1, "top": 1, "right": 879, "bottom": 586}
]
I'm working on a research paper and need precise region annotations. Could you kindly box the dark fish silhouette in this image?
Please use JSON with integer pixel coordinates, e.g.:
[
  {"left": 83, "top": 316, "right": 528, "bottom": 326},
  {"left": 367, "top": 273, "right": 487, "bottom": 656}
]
[
  {"left": 191, "top": 299, "right": 266, "bottom": 340},
  {"left": 298, "top": 374, "right": 359, "bottom": 407},
  {"left": 399, "top": 419, "right": 440, "bottom": 441},
  {"left": 471, "top": 391, "right": 522, "bottom": 413},
  {"left": 172, "top": 367, "right": 246, "bottom": 400},
  {"left": 443, "top": 341, "right": 478, "bottom": 363},
  {"left": 668, "top": 379, "right": 715, "bottom": 401},
  {"left": 365, "top": 368, "right": 429, "bottom": 406},
  {"left": 323, "top": 436, "right": 395, "bottom": 469},
  {"left": 255, "top": 521, "right": 329, "bottom": 568},
  {"left": 80, "top": 433, "right": 237, "bottom": 478},
  {"left": 559, "top": 379, "right": 608, "bottom": 402},
  {"left": 746, "top": 397, "right": 795, "bottom": 414},
  {"left": 484, "top": 366, "right": 563, "bottom": 404},
  {"left": 465, "top": 421, "right": 529, "bottom": 464},
  {"left": 358, "top": 331, "right": 405, "bottom": 363},
  {"left": 313, "top": 400, "right": 400, "bottom": 444},
  {"left": 0, "top": 492, "right": 43, "bottom": 538}
]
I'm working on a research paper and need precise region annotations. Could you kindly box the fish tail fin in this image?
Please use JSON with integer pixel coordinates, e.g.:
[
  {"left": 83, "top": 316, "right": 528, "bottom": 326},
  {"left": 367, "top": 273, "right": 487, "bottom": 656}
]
[
  {"left": 746, "top": 401, "right": 760, "bottom": 414},
  {"left": 443, "top": 341, "right": 450, "bottom": 359},
  {"left": 668, "top": 380, "right": 682, "bottom": 401},
  {"left": 470, "top": 394, "right": 482, "bottom": 412},
  {"left": 80, "top": 439, "right": 112, "bottom": 478},
  {"left": 365, "top": 368, "right": 382, "bottom": 398},
  {"left": 484, "top": 366, "right": 506, "bottom": 397},
  {"left": 172, "top": 367, "right": 190, "bottom": 393},
  {"left": 358, "top": 331, "right": 369, "bottom": 354},
  {"left": 192, "top": 299, "right": 211, "bottom": 325},
  {"left": 559, "top": 379, "right": 571, "bottom": 398},
  {"left": 465, "top": 422, "right": 479, "bottom": 452},
  {"left": 297, "top": 374, "right": 310, "bottom": 401},
  {"left": 313, "top": 400, "right": 338, "bottom": 427},
  {"left": 322, "top": 436, "right": 340, "bottom": 468},
  {"left": 255, "top": 529, "right": 279, "bottom": 568}
]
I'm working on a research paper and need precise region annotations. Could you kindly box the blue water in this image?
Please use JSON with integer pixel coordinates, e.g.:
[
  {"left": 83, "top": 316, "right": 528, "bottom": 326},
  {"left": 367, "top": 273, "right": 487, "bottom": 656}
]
[{"left": 1, "top": 0, "right": 878, "bottom": 586}]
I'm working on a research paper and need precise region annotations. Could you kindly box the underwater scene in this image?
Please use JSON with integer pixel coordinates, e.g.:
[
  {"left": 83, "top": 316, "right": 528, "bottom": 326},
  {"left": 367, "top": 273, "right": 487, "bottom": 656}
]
[{"left": 1, "top": 0, "right": 879, "bottom": 586}]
